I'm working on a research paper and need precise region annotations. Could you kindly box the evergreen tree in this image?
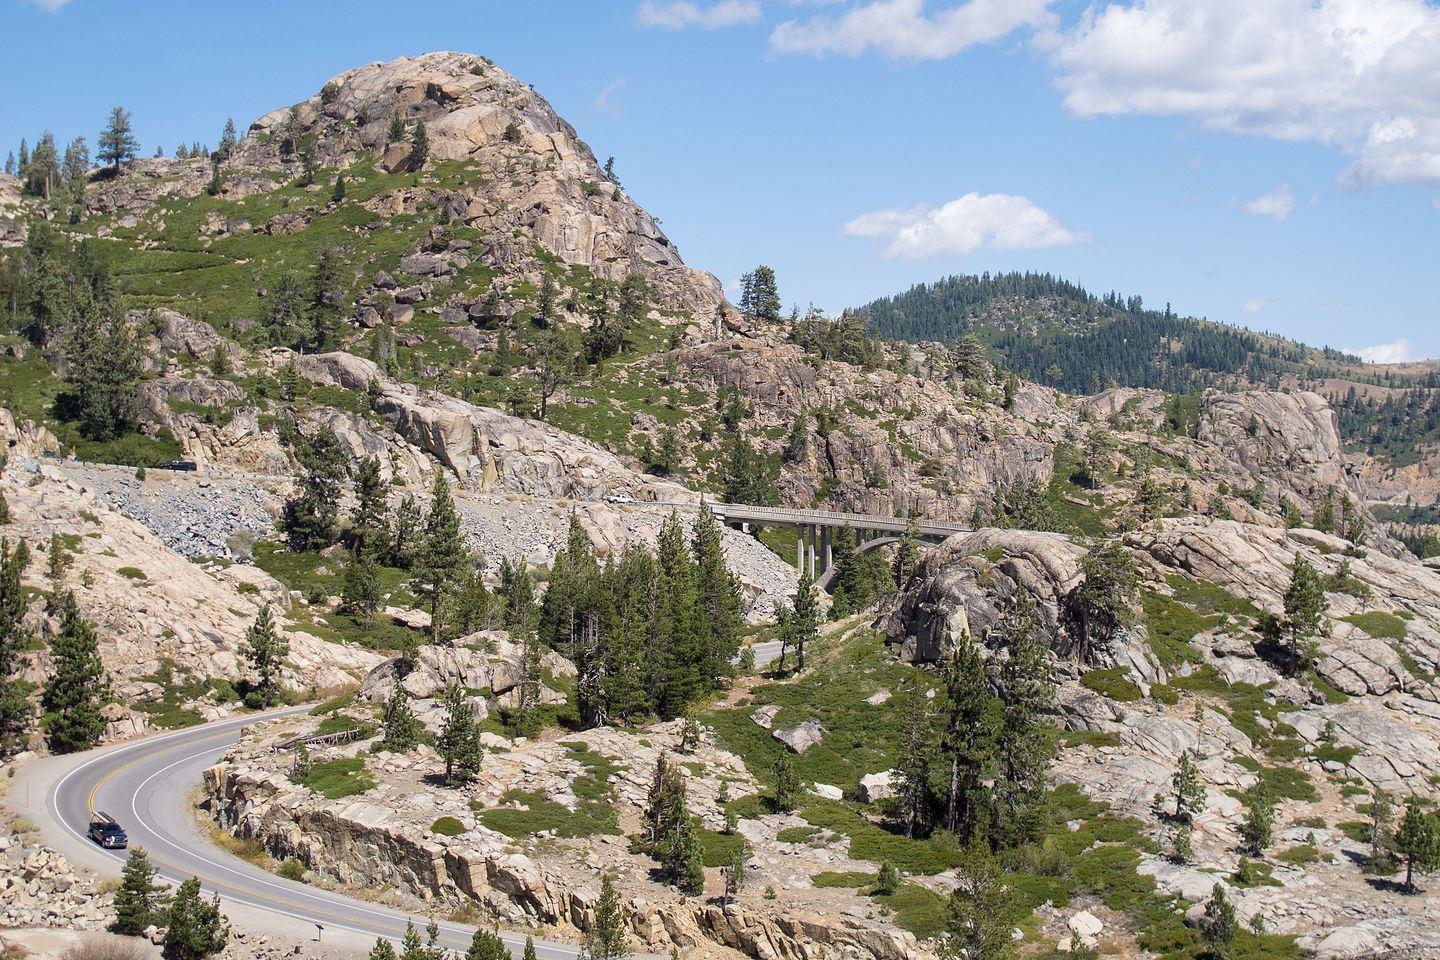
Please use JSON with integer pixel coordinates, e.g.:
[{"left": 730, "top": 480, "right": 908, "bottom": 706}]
[
  {"left": 307, "top": 245, "right": 348, "bottom": 351},
  {"left": 387, "top": 113, "right": 406, "bottom": 144},
  {"left": 776, "top": 571, "right": 818, "bottom": 672},
  {"left": 944, "top": 845, "right": 1016, "bottom": 960},
  {"left": 773, "top": 750, "right": 801, "bottom": 813},
  {"left": 331, "top": 173, "right": 346, "bottom": 203},
  {"left": 1369, "top": 787, "right": 1395, "bottom": 869},
  {"left": 114, "top": 847, "right": 169, "bottom": 935},
  {"left": 437, "top": 682, "right": 483, "bottom": 783},
  {"left": 0, "top": 539, "right": 35, "bottom": 756},
  {"left": 162, "top": 877, "right": 229, "bottom": 960},
  {"left": 408, "top": 120, "right": 429, "bottom": 172},
  {"left": 61, "top": 136, "right": 89, "bottom": 201},
  {"left": 98, "top": 106, "right": 139, "bottom": 174},
  {"left": 895, "top": 675, "right": 931, "bottom": 838},
  {"left": 4, "top": 151, "right": 13, "bottom": 177},
  {"left": 1281, "top": 555, "right": 1327, "bottom": 675},
  {"left": 240, "top": 603, "right": 289, "bottom": 707},
  {"left": 42, "top": 591, "right": 109, "bottom": 753},
  {"left": 1074, "top": 541, "right": 1138, "bottom": 664},
  {"left": 414, "top": 475, "right": 467, "bottom": 641},
  {"left": 1313, "top": 488, "right": 1335, "bottom": 533},
  {"left": 691, "top": 502, "right": 742, "bottom": 682},
  {"left": 46, "top": 531, "right": 72, "bottom": 612},
  {"left": 65, "top": 293, "right": 142, "bottom": 442},
  {"left": 369, "top": 939, "right": 398, "bottom": 960},
  {"left": 739, "top": 265, "right": 780, "bottom": 322},
  {"left": 25, "top": 132, "right": 58, "bottom": 200},
  {"left": 399, "top": 921, "right": 425, "bottom": 960},
  {"left": 993, "top": 589, "right": 1054, "bottom": 847},
  {"left": 956, "top": 333, "right": 987, "bottom": 381},
  {"left": 892, "top": 518, "right": 920, "bottom": 585},
  {"left": 723, "top": 839, "right": 748, "bottom": 904},
  {"left": 465, "top": 927, "right": 509, "bottom": 960},
  {"left": 282, "top": 423, "right": 347, "bottom": 551},
  {"left": 1393, "top": 796, "right": 1440, "bottom": 894},
  {"left": 218, "top": 118, "right": 237, "bottom": 160},
  {"left": 523, "top": 938, "right": 537, "bottom": 960},
  {"left": 535, "top": 272, "right": 557, "bottom": 329},
  {"left": 1239, "top": 779, "right": 1275, "bottom": 856},
  {"left": 381, "top": 673, "right": 422, "bottom": 751},
  {"left": 876, "top": 860, "right": 900, "bottom": 896},
  {"left": 1199, "top": 883, "right": 1237, "bottom": 959},
  {"left": 391, "top": 493, "right": 422, "bottom": 569},
  {"left": 1171, "top": 750, "right": 1206, "bottom": 823},
  {"left": 340, "top": 546, "right": 383, "bottom": 626},
  {"left": 583, "top": 871, "right": 629, "bottom": 960},
  {"left": 940, "top": 633, "right": 1000, "bottom": 842}
]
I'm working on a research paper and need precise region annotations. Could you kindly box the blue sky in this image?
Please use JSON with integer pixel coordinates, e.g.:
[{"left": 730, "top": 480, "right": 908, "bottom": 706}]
[{"left": 3, "top": 0, "right": 1438, "bottom": 361}]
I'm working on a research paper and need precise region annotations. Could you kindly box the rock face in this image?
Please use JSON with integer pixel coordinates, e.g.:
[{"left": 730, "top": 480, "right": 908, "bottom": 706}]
[
  {"left": 0, "top": 464, "right": 382, "bottom": 725},
  {"left": 231, "top": 52, "right": 723, "bottom": 317}
]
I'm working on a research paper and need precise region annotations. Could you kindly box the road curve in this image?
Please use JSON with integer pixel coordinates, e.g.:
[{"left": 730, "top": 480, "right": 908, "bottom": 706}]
[{"left": 44, "top": 709, "right": 627, "bottom": 960}]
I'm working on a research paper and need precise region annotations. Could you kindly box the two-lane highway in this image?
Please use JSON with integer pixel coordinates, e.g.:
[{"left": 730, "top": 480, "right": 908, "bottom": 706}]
[{"left": 40, "top": 709, "right": 622, "bottom": 959}]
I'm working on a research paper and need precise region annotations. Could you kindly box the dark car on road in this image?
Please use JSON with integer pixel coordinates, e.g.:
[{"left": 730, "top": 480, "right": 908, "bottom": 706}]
[
  {"left": 88, "top": 812, "right": 127, "bottom": 848},
  {"left": 158, "top": 460, "right": 198, "bottom": 472}
]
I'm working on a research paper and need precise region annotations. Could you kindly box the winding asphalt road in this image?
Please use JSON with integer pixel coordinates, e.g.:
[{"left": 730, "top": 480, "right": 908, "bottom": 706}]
[{"left": 31, "top": 708, "right": 638, "bottom": 959}]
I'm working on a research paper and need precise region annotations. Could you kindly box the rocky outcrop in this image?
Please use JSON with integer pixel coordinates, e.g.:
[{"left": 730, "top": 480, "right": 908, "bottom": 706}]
[
  {"left": 0, "top": 464, "right": 382, "bottom": 707},
  {"left": 358, "top": 638, "right": 574, "bottom": 706},
  {"left": 0, "top": 837, "right": 112, "bottom": 931},
  {"left": 875, "top": 528, "right": 1083, "bottom": 660},
  {"left": 229, "top": 52, "right": 722, "bottom": 317},
  {"left": 0, "top": 408, "right": 59, "bottom": 459}
]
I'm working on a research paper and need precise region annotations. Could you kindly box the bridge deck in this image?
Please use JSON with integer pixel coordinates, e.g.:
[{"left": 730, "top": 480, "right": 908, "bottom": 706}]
[{"left": 708, "top": 503, "right": 969, "bottom": 538}]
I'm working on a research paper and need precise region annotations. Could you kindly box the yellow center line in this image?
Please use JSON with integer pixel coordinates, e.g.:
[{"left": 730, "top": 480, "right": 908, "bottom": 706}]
[{"left": 85, "top": 730, "right": 575, "bottom": 957}]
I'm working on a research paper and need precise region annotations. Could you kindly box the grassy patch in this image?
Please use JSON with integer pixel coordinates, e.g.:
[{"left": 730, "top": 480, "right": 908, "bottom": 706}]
[
  {"left": 431, "top": 816, "right": 466, "bottom": 837},
  {"left": 478, "top": 790, "right": 620, "bottom": 839},
  {"left": 1337, "top": 821, "right": 1370, "bottom": 843},
  {"left": 874, "top": 883, "right": 948, "bottom": 940},
  {"left": 115, "top": 566, "right": 148, "bottom": 580},
  {"left": 1341, "top": 612, "right": 1407, "bottom": 641},
  {"left": 811, "top": 870, "right": 873, "bottom": 888},
  {"left": 1276, "top": 844, "right": 1318, "bottom": 866},
  {"left": 298, "top": 757, "right": 375, "bottom": 799},
  {"left": 777, "top": 826, "right": 823, "bottom": 844},
  {"left": 316, "top": 713, "right": 378, "bottom": 739}
]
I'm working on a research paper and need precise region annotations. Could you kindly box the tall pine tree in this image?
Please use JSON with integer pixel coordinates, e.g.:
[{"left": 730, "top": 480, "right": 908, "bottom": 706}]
[{"left": 42, "top": 591, "right": 109, "bottom": 753}]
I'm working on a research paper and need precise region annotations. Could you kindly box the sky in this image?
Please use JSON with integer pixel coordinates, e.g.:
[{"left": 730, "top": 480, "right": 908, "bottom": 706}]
[{"left": 3, "top": 0, "right": 1438, "bottom": 362}]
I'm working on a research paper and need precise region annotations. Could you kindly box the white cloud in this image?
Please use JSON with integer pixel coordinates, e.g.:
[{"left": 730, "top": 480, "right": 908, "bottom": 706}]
[
  {"left": 770, "top": 0, "right": 1054, "bottom": 59},
  {"left": 592, "top": 78, "right": 627, "bottom": 119},
  {"left": 1244, "top": 183, "right": 1295, "bottom": 220},
  {"left": 1044, "top": 0, "right": 1440, "bottom": 189},
  {"left": 25, "top": 0, "right": 72, "bottom": 9},
  {"left": 636, "top": 0, "right": 762, "bottom": 29},
  {"left": 841, "top": 192, "right": 1089, "bottom": 260},
  {"left": 1356, "top": 338, "right": 1421, "bottom": 363},
  {"left": 1243, "top": 298, "right": 1267, "bottom": 312}
]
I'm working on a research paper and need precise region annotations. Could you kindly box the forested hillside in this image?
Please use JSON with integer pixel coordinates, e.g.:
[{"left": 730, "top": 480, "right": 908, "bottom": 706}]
[{"left": 858, "top": 271, "right": 1358, "bottom": 394}]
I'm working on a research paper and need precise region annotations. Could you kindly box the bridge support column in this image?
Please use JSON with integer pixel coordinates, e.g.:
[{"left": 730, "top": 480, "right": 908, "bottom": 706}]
[
  {"left": 807, "top": 525, "right": 817, "bottom": 580},
  {"left": 821, "top": 526, "right": 832, "bottom": 574},
  {"left": 796, "top": 525, "right": 806, "bottom": 572}
]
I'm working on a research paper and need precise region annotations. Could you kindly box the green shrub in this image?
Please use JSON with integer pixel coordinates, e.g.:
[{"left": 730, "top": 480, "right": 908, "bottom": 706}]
[
  {"left": 1341, "top": 612, "right": 1407, "bottom": 641},
  {"left": 810, "top": 870, "right": 872, "bottom": 888},
  {"left": 777, "top": 826, "right": 822, "bottom": 844},
  {"left": 478, "top": 790, "right": 619, "bottom": 839},
  {"left": 1080, "top": 668, "right": 1142, "bottom": 702},
  {"left": 116, "top": 566, "right": 147, "bottom": 580},
  {"left": 277, "top": 858, "right": 307, "bottom": 880},
  {"left": 1276, "top": 844, "right": 1317, "bottom": 866},
  {"left": 1336, "top": 821, "right": 1370, "bottom": 843},
  {"left": 431, "top": 816, "right": 465, "bottom": 836}
]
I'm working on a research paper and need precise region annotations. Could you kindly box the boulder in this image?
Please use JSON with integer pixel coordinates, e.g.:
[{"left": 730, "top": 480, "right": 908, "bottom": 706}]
[
  {"left": 859, "top": 770, "right": 895, "bottom": 803},
  {"left": 773, "top": 720, "right": 826, "bottom": 755},
  {"left": 750, "top": 705, "right": 781, "bottom": 730}
]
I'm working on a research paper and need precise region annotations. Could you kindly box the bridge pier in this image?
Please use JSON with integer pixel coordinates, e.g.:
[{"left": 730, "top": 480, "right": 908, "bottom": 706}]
[
  {"left": 796, "top": 525, "right": 805, "bottom": 572},
  {"left": 821, "top": 526, "right": 832, "bottom": 574}
]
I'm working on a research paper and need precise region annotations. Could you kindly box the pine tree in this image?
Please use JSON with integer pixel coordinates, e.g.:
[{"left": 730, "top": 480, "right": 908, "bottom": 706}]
[
  {"left": 98, "top": 106, "right": 139, "bottom": 174},
  {"left": 387, "top": 113, "right": 406, "bottom": 144},
  {"left": 945, "top": 845, "right": 1016, "bottom": 960},
  {"left": 282, "top": 423, "right": 347, "bottom": 551},
  {"left": 1172, "top": 751, "right": 1206, "bottom": 822},
  {"left": 341, "top": 544, "right": 383, "bottom": 626},
  {"left": 535, "top": 272, "right": 557, "bottom": 329},
  {"left": 584, "top": 872, "right": 630, "bottom": 960},
  {"left": 240, "top": 604, "right": 289, "bottom": 707},
  {"left": 399, "top": 921, "right": 425, "bottom": 960},
  {"left": 414, "top": 475, "right": 467, "bottom": 642},
  {"left": 777, "top": 571, "right": 818, "bottom": 672},
  {"left": 369, "top": 939, "right": 398, "bottom": 960},
  {"left": 408, "top": 120, "right": 429, "bottom": 172},
  {"left": 114, "top": 847, "right": 169, "bottom": 935},
  {"left": 308, "top": 245, "right": 347, "bottom": 352},
  {"left": 522, "top": 938, "right": 537, "bottom": 960},
  {"left": 437, "top": 682, "right": 483, "bottom": 783},
  {"left": 381, "top": 673, "right": 422, "bottom": 752},
  {"left": 1369, "top": 787, "right": 1395, "bottom": 869},
  {"left": 331, "top": 173, "right": 346, "bottom": 203},
  {"left": 210, "top": 341, "right": 230, "bottom": 377},
  {"left": 956, "top": 333, "right": 987, "bottom": 381},
  {"left": 895, "top": 675, "right": 930, "bottom": 838},
  {"left": 1313, "top": 488, "right": 1335, "bottom": 533},
  {"left": 993, "top": 589, "right": 1054, "bottom": 847},
  {"left": 723, "top": 840, "right": 748, "bottom": 905},
  {"left": 218, "top": 118, "right": 237, "bottom": 160},
  {"left": 465, "top": 927, "right": 508, "bottom": 960},
  {"left": 940, "top": 634, "right": 1000, "bottom": 842},
  {"left": 1239, "top": 779, "right": 1275, "bottom": 856},
  {"left": 1282, "top": 555, "right": 1327, "bottom": 675},
  {"left": 773, "top": 750, "right": 801, "bottom": 813},
  {"left": 1199, "top": 883, "right": 1237, "bottom": 959},
  {"left": 0, "top": 539, "right": 35, "bottom": 756},
  {"left": 45, "top": 531, "right": 72, "bottom": 613},
  {"left": 42, "top": 592, "right": 109, "bottom": 753},
  {"left": 1393, "top": 796, "right": 1440, "bottom": 894},
  {"left": 162, "top": 877, "right": 229, "bottom": 960},
  {"left": 691, "top": 502, "right": 742, "bottom": 683},
  {"left": 1074, "top": 541, "right": 1138, "bottom": 664},
  {"left": 391, "top": 493, "right": 422, "bottom": 569},
  {"left": 892, "top": 518, "right": 920, "bottom": 585}
]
